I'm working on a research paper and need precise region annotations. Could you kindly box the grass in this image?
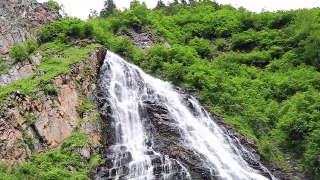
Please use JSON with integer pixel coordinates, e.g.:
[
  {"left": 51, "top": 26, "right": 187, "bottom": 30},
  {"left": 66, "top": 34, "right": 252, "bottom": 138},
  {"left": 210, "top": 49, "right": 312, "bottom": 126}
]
[
  {"left": 0, "top": 58, "right": 9, "bottom": 74},
  {"left": 0, "top": 132, "right": 94, "bottom": 180},
  {"left": 0, "top": 42, "right": 100, "bottom": 102}
]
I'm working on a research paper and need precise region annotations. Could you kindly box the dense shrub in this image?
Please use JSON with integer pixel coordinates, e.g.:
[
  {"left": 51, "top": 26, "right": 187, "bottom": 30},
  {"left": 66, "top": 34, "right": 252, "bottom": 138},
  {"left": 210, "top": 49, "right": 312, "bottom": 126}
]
[
  {"left": 37, "top": 18, "right": 94, "bottom": 44},
  {"left": 0, "top": 58, "right": 9, "bottom": 74},
  {"left": 0, "top": 132, "right": 93, "bottom": 179},
  {"left": 9, "top": 44, "right": 29, "bottom": 62},
  {"left": 47, "top": 0, "right": 61, "bottom": 11},
  {"left": 9, "top": 1, "right": 319, "bottom": 177},
  {"left": 189, "top": 37, "right": 213, "bottom": 59}
]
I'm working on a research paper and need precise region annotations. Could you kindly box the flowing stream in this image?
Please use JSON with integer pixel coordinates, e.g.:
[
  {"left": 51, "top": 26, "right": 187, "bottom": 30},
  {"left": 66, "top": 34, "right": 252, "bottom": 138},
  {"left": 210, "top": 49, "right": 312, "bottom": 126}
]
[{"left": 96, "top": 51, "right": 276, "bottom": 180}]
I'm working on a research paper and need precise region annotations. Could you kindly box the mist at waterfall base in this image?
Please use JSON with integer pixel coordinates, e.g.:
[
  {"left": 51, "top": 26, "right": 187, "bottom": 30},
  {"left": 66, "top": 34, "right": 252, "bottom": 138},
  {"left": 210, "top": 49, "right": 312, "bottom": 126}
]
[{"left": 95, "top": 51, "right": 276, "bottom": 180}]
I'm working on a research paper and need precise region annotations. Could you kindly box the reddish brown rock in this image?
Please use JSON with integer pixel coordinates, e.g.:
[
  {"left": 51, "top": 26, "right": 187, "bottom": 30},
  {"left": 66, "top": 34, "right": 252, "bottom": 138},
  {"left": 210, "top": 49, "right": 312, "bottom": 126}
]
[
  {"left": 34, "top": 78, "right": 79, "bottom": 148},
  {"left": 33, "top": 100, "right": 42, "bottom": 112},
  {"left": 0, "top": 47, "right": 106, "bottom": 163},
  {"left": 0, "top": 115, "right": 29, "bottom": 163}
]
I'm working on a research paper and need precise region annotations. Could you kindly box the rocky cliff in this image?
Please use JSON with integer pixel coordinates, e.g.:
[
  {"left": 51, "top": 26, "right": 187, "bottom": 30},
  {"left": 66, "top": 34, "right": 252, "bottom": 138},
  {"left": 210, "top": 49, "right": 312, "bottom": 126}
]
[
  {"left": 0, "top": 0, "right": 60, "bottom": 87},
  {"left": 0, "top": 0, "right": 60, "bottom": 57},
  {"left": 0, "top": 47, "right": 106, "bottom": 164},
  {"left": 0, "top": 0, "right": 107, "bottom": 167}
]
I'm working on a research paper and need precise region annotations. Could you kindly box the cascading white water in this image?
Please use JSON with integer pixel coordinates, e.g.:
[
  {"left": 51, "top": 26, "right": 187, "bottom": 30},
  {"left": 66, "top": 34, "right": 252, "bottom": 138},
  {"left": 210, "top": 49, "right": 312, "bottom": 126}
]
[{"left": 99, "top": 51, "right": 276, "bottom": 180}]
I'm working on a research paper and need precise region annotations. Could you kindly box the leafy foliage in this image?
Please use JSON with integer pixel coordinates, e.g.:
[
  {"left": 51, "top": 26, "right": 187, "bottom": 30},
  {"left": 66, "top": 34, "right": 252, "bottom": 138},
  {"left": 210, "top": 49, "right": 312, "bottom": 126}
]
[
  {"left": 100, "top": 0, "right": 117, "bottom": 18},
  {"left": 47, "top": 0, "right": 61, "bottom": 11},
  {"left": 85, "top": 1, "right": 320, "bottom": 176},
  {"left": 37, "top": 18, "right": 93, "bottom": 44},
  {"left": 3, "top": 0, "right": 320, "bottom": 177},
  {"left": 9, "top": 44, "right": 29, "bottom": 62},
  {"left": 0, "top": 58, "right": 9, "bottom": 74},
  {"left": 0, "top": 132, "right": 93, "bottom": 179},
  {"left": 9, "top": 39, "right": 38, "bottom": 62}
]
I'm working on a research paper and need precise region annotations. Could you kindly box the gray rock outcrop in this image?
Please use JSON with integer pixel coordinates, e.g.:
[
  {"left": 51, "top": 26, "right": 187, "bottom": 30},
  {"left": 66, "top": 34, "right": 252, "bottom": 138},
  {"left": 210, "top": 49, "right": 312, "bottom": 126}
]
[
  {"left": 0, "top": 0, "right": 60, "bottom": 57},
  {"left": 0, "top": 47, "right": 106, "bottom": 164}
]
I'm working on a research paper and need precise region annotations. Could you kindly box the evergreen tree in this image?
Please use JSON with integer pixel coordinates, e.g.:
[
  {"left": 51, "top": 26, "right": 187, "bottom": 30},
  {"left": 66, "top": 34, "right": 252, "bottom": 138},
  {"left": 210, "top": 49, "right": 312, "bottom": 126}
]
[
  {"left": 88, "top": 9, "right": 98, "bottom": 19},
  {"left": 181, "top": 0, "right": 187, "bottom": 4},
  {"left": 155, "top": 0, "right": 166, "bottom": 9},
  {"left": 130, "top": 0, "right": 141, "bottom": 9},
  {"left": 100, "top": 0, "right": 116, "bottom": 18}
]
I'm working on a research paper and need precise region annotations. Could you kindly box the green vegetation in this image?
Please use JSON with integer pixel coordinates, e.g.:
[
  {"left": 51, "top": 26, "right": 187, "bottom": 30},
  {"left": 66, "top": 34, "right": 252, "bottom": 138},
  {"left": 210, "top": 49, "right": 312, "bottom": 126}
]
[
  {"left": 100, "top": 0, "right": 117, "bottom": 18},
  {"left": 9, "top": 44, "right": 29, "bottom": 62},
  {"left": 1, "top": 0, "right": 319, "bottom": 178},
  {"left": 0, "top": 132, "right": 95, "bottom": 180},
  {"left": 77, "top": 95, "right": 97, "bottom": 118},
  {"left": 0, "top": 58, "right": 9, "bottom": 74},
  {"left": 0, "top": 42, "right": 100, "bottom": 102},
  {"left": 9, "top": 39, "right": 38, "bottom": 62},
  {"left": 62, "top": 0, "right": 317, "bottom": 176},
  {"left": 37, "top": 18, "right": 93, "bottom": 44},
  {"left": 47, "top": 0, "right": 61, "bottom": 11}
]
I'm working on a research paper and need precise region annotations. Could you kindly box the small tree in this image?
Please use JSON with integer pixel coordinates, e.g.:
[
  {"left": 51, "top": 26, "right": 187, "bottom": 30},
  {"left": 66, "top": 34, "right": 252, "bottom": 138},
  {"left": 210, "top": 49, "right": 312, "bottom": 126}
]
[
  {"left": 88, "top": 9, "right": 98, "bottom": 19},
  {"left": 47, "top": 0, "right": 61, "bottom": 11},
  {"left": 181, "top": 0, "right": 187, "bottom": 4},
  {"left": 100, "top": 0, "right": 116, "bottom": 18},
  {"left": 155, "top": 0, "right": 166, "bottom": 9}
]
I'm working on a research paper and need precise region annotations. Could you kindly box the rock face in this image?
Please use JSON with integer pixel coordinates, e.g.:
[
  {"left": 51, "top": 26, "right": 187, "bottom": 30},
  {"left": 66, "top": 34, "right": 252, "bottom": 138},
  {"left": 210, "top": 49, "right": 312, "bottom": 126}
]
[
  {"left": 0, "top": 47, "right": 106, "bottom": 164},
  {"left": 117, "top": 26, "right": 171, "bottom": 50},
  {"left": 0, "top": 0, "right": 60, "bottom": 57},
  {"left": 0, "top": 53, "right": 42, "bottom": 87},
  {"left": 0, "top": 0, "right": 60, "bottom": 87}
]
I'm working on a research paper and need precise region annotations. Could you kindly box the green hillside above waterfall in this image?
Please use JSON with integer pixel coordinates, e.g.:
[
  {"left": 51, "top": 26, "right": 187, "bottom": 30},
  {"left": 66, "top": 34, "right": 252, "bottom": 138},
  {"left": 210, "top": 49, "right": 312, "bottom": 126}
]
[
  {"left": 91, "top": 1, "right": 320, "bottom": 176},
  {"left": 1, "top": 0, "right": 319, "bottom": 178},
  {"left": 94, "top": 1, "right": 320, "bottom": 176}
]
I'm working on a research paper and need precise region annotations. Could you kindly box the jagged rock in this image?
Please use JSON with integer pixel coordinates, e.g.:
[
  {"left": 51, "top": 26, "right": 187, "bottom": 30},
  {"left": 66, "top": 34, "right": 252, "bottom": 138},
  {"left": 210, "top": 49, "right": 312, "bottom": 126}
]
[
  {"left": 0, "top": 113, "right": 29, "bottom": 164},
  {"left": 34, "top": 78, "right": 80, "bottom": 148},
  {"left": 0, "top": 47, "right": 106, "bottom": 163},
  {"left": 0, "top": 0, "right": 59, "bottom": 87},
  {"left": 127, "top": 27, "right": 155, "bottom": 50},
  {"left": 0, "top": 61, "right": 37, "bottom": 87},
  {"left": 30, "top": 53, "right": 42, "bottom": 65},
  {"left": 117, "top": 26, "right": 171, "bottom": 50},
  {"left": 0, "top": 0, "right": 60, "bottom": 57}
]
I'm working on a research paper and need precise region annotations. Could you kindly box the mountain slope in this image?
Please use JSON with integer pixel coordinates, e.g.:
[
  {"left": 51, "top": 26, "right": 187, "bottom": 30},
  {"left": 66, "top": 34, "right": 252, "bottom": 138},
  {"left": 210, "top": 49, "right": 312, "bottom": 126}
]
[{"left": 0, "top": 0, "right": 319, "bottom": 179}]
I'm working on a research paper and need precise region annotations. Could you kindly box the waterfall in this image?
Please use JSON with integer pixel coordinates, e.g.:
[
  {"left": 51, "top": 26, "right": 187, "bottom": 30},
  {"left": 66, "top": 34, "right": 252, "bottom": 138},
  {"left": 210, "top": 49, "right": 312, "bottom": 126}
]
[{"left": 95, "top": 51, "right": 276, "bottom": 180}]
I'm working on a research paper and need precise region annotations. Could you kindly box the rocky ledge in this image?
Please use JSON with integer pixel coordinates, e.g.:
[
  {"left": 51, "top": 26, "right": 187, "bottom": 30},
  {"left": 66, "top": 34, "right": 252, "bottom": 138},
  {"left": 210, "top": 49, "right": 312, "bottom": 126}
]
[
  {"left": 0, "top": 0, "right": 60, "bottom": 57},
  {"left": 0, "top": 47, "right": 107, "bottom": 164}
]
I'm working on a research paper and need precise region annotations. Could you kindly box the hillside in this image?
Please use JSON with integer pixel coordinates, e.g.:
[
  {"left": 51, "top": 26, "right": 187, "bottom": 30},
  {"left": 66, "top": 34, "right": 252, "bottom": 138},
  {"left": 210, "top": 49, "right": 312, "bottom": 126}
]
[
  {"left": 89, "top": 1, "right": 320, "bottom": 177},
  {"left": 0, "top": 0, "right": 319, "bottom": 179}
]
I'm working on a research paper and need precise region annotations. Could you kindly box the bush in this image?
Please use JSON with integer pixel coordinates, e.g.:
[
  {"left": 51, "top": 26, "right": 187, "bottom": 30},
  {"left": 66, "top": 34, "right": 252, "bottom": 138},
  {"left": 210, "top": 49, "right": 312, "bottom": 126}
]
[
  {"left": 215, "top": 38, "right": 226, "bottom": 51},
  {"left": 0, "top": 58, "right": 9, "bottom": 74},
  {"left": 26, "top": 39, "right": 38, "bottom": 54},
  {"left": 47, "top": 0, "right": 61, "bottom": 11},
  {"left": 43, "top": 84, "right": 59, "bottom": 96},
  {"left": 231, "top": 29, "right": 257, "bottom": 51},
  {"left": 9, "top": 44, "right": 29, "bottom": 62},
  {"left": 37, "top": 18, "right": 94, "bottom": 44},
  {"left": 189, "top": 37, "right": 213, "bottom": 59},
  {"left": 61, "top": 132, "right": 91, "bottom": 152}
]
